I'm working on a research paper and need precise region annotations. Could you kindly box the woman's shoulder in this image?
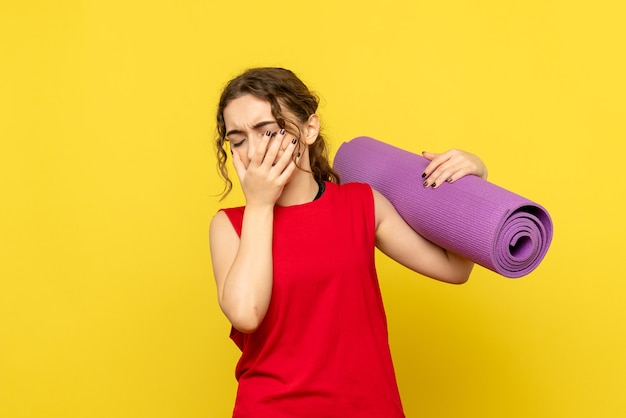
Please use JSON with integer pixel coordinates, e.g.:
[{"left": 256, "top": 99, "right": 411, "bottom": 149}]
[
  {"left": 219, "top": 205, "right": 245, "bottom": 216},
  {"left": 326, "top": 181, "right": 375, "bottom": 212},
  {"left": 210, "top": 206, "right": 245, "bottom": 236},
  {"left": 329, "top": 181, "right": 373, "bottom": 196}
]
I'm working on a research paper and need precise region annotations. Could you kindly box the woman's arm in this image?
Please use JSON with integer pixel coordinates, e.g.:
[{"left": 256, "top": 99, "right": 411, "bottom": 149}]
[
  {"left": 374, "top": 148, "right": 487, "bottom": 284},
  {"left": 374, "top": 190, "right": 473, "bottom": 284},
  {"left": 210, "top": 205, "right": 274, "bottom": 333},
  {"left": 209, "top": 132, "right": 299, "bottom": 333}
]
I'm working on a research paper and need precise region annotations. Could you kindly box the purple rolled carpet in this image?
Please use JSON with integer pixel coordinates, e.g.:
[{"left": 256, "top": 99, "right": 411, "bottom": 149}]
[{"left": 333, "top": 136, "right": 553, "bottom": 278}]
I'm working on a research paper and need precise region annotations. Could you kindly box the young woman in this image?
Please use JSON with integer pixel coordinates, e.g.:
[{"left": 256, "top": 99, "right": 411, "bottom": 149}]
[{"left": 209, "top": 67, "right": 488, "bottom": 418}]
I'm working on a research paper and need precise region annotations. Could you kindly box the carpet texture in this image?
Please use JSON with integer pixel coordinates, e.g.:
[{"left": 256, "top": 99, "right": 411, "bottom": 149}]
[{"left": 332, "top": 136, "right": 553, "bottom": 278}]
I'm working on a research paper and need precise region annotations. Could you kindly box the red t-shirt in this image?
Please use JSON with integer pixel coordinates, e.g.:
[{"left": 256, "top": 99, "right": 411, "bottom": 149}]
[{"left": 222, "top": 181, "right": 405, "bottom": 418}]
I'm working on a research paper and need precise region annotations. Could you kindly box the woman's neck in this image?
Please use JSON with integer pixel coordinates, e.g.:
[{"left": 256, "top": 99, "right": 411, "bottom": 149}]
[{"left": 275, "top": 171, "right": 319, "bottom": 207}]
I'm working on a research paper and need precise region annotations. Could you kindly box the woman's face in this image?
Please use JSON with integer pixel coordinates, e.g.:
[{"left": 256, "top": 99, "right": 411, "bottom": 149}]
[{"left": 223, "top": 94, "right": 297, "bottom": 166}]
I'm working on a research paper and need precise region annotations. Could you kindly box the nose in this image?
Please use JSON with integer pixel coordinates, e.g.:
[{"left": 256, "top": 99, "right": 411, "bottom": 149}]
[{"left": 246, "top": 131, "right": 267, "bottom": 160}]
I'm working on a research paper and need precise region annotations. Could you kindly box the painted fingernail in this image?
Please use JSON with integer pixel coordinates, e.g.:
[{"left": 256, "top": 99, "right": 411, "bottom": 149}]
[
  {"left": 421, "top": 172, "right": 427, "bottom": 178},
  {"left": 297, "top": 152, "right": 301, "bottom": 157},
  {"left": 291, "top": 138, "right": 297, "bottom": 144},
  {"left": 270, "top": 131, "right": 278, "bottom": 138},
  {"left": 279, "top": 128, "right": 285, "bottom": 135},
  {"left": 423, "top": 181, "right": 429, "bottom": 187},
  {"left": 446, "top": 177, "right": 453, "bottom": 183},
  {"left": 431, "top": 183, "right": 437, "bottom": 188},
  {"left": 265, "top": 130, "right": 271, "bottom": 136}
]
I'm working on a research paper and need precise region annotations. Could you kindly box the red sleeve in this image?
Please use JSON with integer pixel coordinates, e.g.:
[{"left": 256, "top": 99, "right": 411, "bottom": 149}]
[{"left": 221, "top": 206, "right": 245, "bottom": 237}]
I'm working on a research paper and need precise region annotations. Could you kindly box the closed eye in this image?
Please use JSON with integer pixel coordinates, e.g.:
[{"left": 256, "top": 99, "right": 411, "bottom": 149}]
[{"left": 231, "top": 138, "right": 246, "bottom": 148}]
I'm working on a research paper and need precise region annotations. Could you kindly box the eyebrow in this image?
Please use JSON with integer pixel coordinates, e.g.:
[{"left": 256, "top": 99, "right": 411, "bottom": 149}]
[{"left": 225, "top": 120, "right": 277, "bottom": 138}]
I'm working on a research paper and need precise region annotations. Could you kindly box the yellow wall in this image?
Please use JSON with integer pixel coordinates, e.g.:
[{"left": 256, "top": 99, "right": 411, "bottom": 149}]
[{"left": 1, "top": 1, "right": 625, "bottom": 417}]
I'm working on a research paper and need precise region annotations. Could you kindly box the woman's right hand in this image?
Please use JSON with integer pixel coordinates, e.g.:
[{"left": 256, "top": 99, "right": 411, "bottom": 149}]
[{"left": 231, "top": 129, "right": 300, "bottom": 207}]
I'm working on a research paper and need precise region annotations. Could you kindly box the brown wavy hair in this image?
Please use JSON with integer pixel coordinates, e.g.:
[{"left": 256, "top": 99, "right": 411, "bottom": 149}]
[{"left": 215, "top": 67, "right": 340, "bottom": 199}]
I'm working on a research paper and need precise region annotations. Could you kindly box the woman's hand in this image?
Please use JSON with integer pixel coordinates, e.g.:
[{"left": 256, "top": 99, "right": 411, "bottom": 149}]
[
  {"left": 231, "top": 129, "right": 300, "bottom": 206},
  {"left": 421, "top": 149, "right": 488, "bottom": 188}
]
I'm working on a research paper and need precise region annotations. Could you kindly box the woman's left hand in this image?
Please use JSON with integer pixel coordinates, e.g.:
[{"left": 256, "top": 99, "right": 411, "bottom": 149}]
[{"left": 421, "top": 149, "right": 488, "bottom": 188}]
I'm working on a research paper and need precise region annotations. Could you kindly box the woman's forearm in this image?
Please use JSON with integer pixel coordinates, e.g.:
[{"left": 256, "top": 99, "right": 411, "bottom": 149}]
[{"left": 220, "top": 204, "right": 274, "bottom": 333}]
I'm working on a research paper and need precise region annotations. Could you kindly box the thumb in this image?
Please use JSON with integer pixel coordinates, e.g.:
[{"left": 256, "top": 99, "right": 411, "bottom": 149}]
[{"left": 421, "top": 151, "right": 439, "bottom": 161}]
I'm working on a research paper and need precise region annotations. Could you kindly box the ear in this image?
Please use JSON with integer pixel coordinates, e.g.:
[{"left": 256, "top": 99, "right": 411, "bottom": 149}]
[{"left": 302, "top": 114, "right": 320, "bottom": 145}]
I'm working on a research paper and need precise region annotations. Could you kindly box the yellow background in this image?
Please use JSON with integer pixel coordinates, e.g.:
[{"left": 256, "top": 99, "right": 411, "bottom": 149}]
[{"left": 1, "top": 1, "right": 625, "bottom": 417}]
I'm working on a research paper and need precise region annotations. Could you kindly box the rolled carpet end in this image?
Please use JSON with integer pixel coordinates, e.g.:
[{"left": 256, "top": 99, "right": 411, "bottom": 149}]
[{"left": 333, "top": 136, "right": 553, "bottom": 278}]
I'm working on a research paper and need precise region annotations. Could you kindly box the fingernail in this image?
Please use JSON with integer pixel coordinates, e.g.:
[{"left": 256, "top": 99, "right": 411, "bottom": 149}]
[
  {"left": 446, "top": 178, "right": 453, "bottom": 183},
  {"left": 423, "top": 181, "right": 429, "bottom": 187},
  {"left": 291, "top": 138, "right": 297, "bottom": 144},
  {"left": 230, "top": 149, "right": 233, "bottom": 155},
  {"left": 421, "top": 172, "right": 427, "bottom": 178},
  {"left": 265, "top": 130, "right": 271, "bottom": 136},
  {"left": 431, "top": 183, "right": 437, "bottom": 188},
  {"left": 279, "top": 128, "right": 285, "bottom": 135},
  {"left": 297, "top": 152, "right": 301, "bottom": 157},
  {"left": 270, "top": 131, "right": 278, "bottom": 138}
]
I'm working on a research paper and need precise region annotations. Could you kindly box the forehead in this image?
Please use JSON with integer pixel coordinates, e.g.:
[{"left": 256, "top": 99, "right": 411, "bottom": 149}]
[{"left": 223, "top": 94, "right": 273, "bottom": 129}]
